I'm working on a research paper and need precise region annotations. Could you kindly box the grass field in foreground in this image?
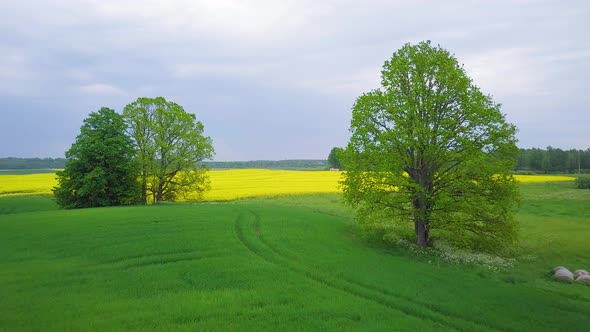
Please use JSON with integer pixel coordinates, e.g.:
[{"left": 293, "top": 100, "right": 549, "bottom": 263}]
[
  {"left": 1, "top": 182, "right": 589, "bottom": 331},
  {"left": 0, "top": 170, "right": 576, "bottom": 200}
]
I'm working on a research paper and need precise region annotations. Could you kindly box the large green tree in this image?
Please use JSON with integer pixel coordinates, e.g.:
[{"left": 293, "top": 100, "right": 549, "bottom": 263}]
[
  {"left": 342, "top": 41, "right": 519, "bottom": 253},
  {"left": 53, "top": 108, "right": 140, "bottom": 208},
  {"left": 123, "top": 97, "right": 214, "bottom": 204}
]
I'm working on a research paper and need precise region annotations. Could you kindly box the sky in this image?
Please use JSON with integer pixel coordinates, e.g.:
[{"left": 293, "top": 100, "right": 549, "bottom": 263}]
[{"left": 0, "top": 0, "right": 588, "bottom": 161}]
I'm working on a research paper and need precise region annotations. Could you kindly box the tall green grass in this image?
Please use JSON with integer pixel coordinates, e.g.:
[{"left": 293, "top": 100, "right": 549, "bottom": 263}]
[
  {"left": 0, "top": 182, "right": 589, "bottom": 331},
  {"left": 0, "top": 195, "right": 58, "bottom": 215}
]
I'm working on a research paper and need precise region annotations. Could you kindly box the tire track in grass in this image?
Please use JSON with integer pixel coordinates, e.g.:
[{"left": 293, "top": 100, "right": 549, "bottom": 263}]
[
  {"left": 246, "top": 209, "right": 511, "bottom": 332},
  {"left": 120, "top": 252, "right": 226, "bottom": 269},
  {"left": 234, "top": 211, "right": 492, "bottom": 332},
  {"left": 99, "top": 249, "right": 205, "bottom": 264},
  {"left": 233, "top": 211, "right": 458, "bottom": 330},
  {"left": 78, "top": 249, "right": 228, "bottom": 271}
]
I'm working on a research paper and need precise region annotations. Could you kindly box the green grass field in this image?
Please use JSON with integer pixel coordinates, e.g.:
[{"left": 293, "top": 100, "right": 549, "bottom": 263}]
[{"left": 1, "top": 182, "right": 589, "bottom": 331}]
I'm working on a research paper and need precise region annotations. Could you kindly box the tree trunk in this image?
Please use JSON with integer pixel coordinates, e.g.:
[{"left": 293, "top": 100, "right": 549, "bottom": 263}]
[
  {"left": 140, "top": 154, "right": 148, "bottom": 204},
  {"left": 413, "top": 193, "right": 430, "bottom": 247},
  {"left": 408, "top": 164, "right": 433, "bottom": 248},
  {"left": 156, "top": 177, "right": 165, "bottom": 203},
  {"left": 141, "top": 175, "right": 147, "bottom": 204},
  {"left": 415, "top": 220, "right": 429, "bottom": 247}
]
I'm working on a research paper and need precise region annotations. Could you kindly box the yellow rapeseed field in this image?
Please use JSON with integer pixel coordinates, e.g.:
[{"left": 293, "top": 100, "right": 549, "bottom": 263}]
[
  {"left": 512, "top": 175, "right": 576, "bottom": 183},
  {"left": 0, "top": 170, "right": 576, "bottom": 200},
  {"left": 204, "top": 169, "right": 342, "bottom": 201},
  {"left": 0, "top": 173, "right": 57, "bottom": 196}
]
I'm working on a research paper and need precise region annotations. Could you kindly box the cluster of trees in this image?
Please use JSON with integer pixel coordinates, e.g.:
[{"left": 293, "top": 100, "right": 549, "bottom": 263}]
[
  {"left": 515, "top": 147, "right": 590, "bottom": 174},
  {"left": 54, "top": 97, "right": 214, "bottom": 208}
]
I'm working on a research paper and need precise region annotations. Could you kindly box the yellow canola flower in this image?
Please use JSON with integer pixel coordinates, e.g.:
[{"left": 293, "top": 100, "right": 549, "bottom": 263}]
[
  {"left": 0, "top": 173, "right": 57, "bottom": 196},
  {"left": 0, "top": 170, "right": 576, "bottom": 200},
  {"left": 203, "top": 169, "right": 343, "bottom": 201},
  {"left": 513, "top": 175, "right": 575, "bottom": 183}
]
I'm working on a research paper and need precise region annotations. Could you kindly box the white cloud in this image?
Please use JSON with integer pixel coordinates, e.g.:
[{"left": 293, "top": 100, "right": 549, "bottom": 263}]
[
  {"left": 85, "top": 0, "right": 317, "bottom": 47},
  {"left": 0, "top": 47, "right": 38, "bottom": 96},
  {"left": 171, "top": 62, "right": 273, "bottom": 78},
  {"left": 66, "top": 69, "right": 94, "bottom": 82},
  {"left": 462, "top": 47, "right": 549, "bottom": 97},
  {"left": 298, "top": 67, "right": 381, "bottom": 96},
  {"left": 0, "top": 53, "right": 32, "bottom": 80},
  {"left": 78, "top": 83, "right": 126, "bottom": 96},
  {"left": 1, "top": 0, "right": 589, "bottom": 157}
]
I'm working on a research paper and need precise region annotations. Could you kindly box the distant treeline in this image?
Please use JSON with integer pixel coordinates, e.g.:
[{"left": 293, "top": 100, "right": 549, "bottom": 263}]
[
  {"left": 3, "top": 149, "right": 589, "bottom": 173},
  {"left": 0, "top": 158, "right": 328, "bottom": 171},
  {"left": 0, "top": 157, "right": 66, "bottom": 169},
  {"left": 204, "top": 160, "right": 328, "bottom": 170},
  {"left": 515, "top": 148, "right": 590, "bottom": 174}
]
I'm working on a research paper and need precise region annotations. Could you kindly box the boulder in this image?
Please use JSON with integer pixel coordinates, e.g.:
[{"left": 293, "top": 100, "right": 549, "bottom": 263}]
[
  {"left": 576, "top": 274, "right": 590, "bottom": 284},
  {"left": 553, "top": 267, "right": 574, "bottom": 283},
  {"left": 573, "top": 269, "right": 589, "bottom": 278}
]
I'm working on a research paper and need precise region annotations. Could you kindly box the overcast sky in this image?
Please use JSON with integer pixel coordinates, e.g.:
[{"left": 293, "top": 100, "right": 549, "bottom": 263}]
[{"left": 1, "top": 0, "right": 588, "bottom": 160}]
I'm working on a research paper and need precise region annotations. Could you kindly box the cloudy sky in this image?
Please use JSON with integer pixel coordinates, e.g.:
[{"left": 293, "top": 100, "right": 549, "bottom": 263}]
[{"left": 1, "top": 0, "right": 588, "bottom": 160}]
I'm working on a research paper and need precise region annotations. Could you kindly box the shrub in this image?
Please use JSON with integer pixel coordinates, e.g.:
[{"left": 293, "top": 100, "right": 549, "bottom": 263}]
[
  {"left": 575, "top": 176, "right": 590, "bottom": 189},
  {"left": 513, "top": 170, "right": 537, "bottom": 175}
]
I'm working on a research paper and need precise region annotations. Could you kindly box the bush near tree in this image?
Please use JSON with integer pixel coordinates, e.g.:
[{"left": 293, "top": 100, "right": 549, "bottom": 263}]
[{"left": 575, "top": 176, "right": 590, "bottom": 189}]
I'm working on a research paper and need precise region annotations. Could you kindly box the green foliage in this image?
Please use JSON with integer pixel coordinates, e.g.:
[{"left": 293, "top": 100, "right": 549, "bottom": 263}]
[
  {"left": 53, "top": 108, "right": 140, "bottom": 209},
  {"left": 123, "top": 97, "right": 214, "bottom": 203},
  {"left": 342, "top": 41, "right": 520, "bottom": 253},
  {"left": 327, "top": 147, "right": 344, "bottom": 169},
  {"left": 575, "top": 175, "right": 590, "bottom": 189}
]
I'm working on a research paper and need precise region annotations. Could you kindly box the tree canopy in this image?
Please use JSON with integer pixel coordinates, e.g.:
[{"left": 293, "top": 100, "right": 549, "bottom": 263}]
[
  {"left": 123, "top": 97, "right": 214, "bottom": 204},
  {"left": 342, "top": 41, "right": 519, "bottom": 253},
  {"left": 327, "top": 147, "right": 344, "bottom": 169},
  {"left": 53, "top": 108, "right": 140, "bottom": 208}
]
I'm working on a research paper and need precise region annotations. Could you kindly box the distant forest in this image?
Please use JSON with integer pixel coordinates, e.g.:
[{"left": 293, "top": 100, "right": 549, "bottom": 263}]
[
  {"left": 0, "top": 157, "right": 328, "bottom": 171},
  {"left": 516, "top": 147, "right": 590, "bottom": 174},
  {"left": 1, "top": 148, "right": 589, "bottom": 173},
  {"left": 204, "top": 160, "right": 328, "bottom": 170},
  {"left": 0, "top": 157, "right": 67, "bottom": 169}
]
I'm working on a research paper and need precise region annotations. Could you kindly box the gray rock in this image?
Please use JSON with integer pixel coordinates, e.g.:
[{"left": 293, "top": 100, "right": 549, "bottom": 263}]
[
  {"left": 553, "top": 268, "right": 574, "bottom": 283},
  {"left": 576, "top": 274, "right": 590, "bottom": 284},
  {"left": 573, "top": 269, "right": 589, "bottom": 278},
  {"left": 552, "top": 266, "right": 567, "bottom": 273}
]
